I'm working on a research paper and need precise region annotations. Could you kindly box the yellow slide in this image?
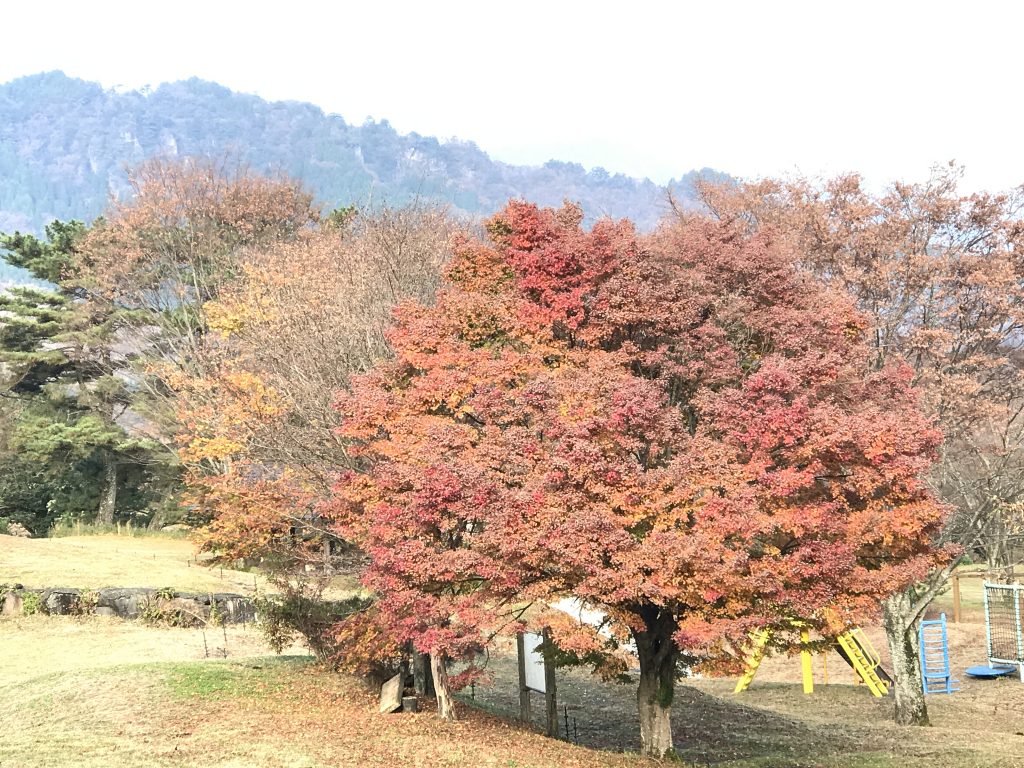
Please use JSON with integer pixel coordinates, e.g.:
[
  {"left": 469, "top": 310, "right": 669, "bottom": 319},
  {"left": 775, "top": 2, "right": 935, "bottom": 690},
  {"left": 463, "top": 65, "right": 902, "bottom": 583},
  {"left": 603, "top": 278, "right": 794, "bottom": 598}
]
[{"left": 735, "top": 627, "right": 892, "bottom": 697}]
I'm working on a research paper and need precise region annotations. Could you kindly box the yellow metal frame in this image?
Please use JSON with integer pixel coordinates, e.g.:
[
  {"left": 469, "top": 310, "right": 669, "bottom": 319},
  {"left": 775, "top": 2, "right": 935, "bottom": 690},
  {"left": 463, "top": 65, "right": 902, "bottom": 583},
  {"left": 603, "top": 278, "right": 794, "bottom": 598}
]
[
  {"left": 800, "top": 630, "right": 814, "bottom": 694},
  {"left": 735, "top": 626, "right": 889, "bottom": 697},
  {"left": 733, "top": 629, "right": 770, "bottom": 693},
  {"left": 835, "top": 630, "right": 890, "bottom": 697}
]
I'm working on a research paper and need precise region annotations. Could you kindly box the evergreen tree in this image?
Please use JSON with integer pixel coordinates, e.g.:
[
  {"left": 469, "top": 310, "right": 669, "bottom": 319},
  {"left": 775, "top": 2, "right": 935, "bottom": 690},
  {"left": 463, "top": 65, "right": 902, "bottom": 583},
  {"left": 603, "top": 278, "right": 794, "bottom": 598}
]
[{"left": 0, "top": 221, "right": 177, "bottom": 534}]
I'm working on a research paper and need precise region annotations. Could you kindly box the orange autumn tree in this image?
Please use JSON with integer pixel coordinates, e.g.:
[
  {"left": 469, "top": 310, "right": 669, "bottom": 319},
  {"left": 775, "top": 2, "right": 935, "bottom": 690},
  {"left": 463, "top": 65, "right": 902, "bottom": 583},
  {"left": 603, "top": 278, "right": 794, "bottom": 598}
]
[
  {"left": 167, "top": 202, "right": 457, "bottom": 671},
  {"left": 159, "top": 201, "right": 452, "bottom": 584},
  {"left": 77, "top": 158, "right": 319, "bottom": 457},
  {"left": 694, "top": 166, "right": 1024, "bottom": 725},
  {"left": 330, "top": 201, "right": 947, "bottom": 756}
]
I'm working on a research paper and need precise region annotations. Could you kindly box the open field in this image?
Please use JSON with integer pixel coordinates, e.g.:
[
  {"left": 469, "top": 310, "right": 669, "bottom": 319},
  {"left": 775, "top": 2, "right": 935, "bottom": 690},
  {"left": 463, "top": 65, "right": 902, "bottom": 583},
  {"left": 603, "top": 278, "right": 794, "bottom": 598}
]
[
  {"left": 929, "top": 566, "right": 989, "bottom": 622},
  {"left": 0, "top": 616, "right": 638, "bottom": 768},
  {"left": 0, "top": 533, "right": 359, "bottom": 597},
  {"left": 4, "top": 535, "right": 1024, "bottom": 766},
  {"left": 0, "top": 533, "right": 266, "bottom": 594},
  {"left": 3, "top": 614, "right": 1024, "bottom": 767},
  {"left": 0, "top": 614, "right": 285, "bottom": 684},
  {"left": 471, "top": 623, "right": 1024, "bottom": 767},
  {"left": 0, "top": 651, "right": 641, "bottom": 768}
]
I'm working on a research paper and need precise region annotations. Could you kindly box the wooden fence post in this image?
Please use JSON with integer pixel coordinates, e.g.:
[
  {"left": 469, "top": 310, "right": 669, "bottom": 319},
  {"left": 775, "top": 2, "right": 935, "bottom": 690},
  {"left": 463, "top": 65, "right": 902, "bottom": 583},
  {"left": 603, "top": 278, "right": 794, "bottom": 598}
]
[
  {"left": 517, "top": 633, "right": 531, "bottom": 723},
  {"left": 952, "top": 570, "right": 961, "bottom": 624},
  {"left": 542, "top": 628, "right": 558, "bottom": 738}
]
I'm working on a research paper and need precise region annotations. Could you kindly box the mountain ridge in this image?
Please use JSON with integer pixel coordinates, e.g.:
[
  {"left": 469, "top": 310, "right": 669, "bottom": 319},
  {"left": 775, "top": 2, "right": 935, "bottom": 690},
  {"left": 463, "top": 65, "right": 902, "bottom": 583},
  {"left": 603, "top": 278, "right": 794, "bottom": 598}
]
[{"left": 0, "top": 71, "right": 728, "bottom": 283}]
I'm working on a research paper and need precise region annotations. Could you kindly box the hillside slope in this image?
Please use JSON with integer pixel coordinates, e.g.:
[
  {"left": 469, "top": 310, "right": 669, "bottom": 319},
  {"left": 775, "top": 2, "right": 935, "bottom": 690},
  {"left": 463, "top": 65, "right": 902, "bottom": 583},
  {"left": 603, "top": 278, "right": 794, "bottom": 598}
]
[{"left": 0, "top": 71, "right": 726, "bottom": 242}]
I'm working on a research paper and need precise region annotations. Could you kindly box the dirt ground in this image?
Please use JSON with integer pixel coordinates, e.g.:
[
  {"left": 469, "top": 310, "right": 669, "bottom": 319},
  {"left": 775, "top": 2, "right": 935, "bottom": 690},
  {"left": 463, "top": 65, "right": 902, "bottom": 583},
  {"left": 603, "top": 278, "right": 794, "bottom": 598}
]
[{"left": 469, "top": 621, "right": 1024, "bottom": 766}]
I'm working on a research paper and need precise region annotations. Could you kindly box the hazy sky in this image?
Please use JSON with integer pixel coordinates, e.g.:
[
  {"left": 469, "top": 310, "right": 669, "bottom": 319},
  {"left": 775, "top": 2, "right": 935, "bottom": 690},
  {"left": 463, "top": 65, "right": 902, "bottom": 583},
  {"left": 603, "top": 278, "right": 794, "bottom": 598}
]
[{"left": 3, "top": 1, "right": 1021, "bottom": 191}]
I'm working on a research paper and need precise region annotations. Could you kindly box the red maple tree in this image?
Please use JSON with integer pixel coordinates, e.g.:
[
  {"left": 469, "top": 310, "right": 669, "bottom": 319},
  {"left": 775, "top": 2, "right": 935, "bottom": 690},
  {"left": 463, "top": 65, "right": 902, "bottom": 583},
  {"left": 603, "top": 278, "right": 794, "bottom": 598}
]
[{"left": 330, "top": 202, "right": 947, "bottom": 755}]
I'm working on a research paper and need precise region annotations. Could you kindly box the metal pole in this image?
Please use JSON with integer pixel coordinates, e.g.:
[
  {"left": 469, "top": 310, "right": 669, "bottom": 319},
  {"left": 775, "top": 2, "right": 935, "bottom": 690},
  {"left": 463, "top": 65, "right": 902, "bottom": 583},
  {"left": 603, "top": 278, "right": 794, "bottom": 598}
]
[
  {"left": 984, "top": 581, "right": 994, "bottom": 668},
  {"left": 1015, "top": 584, "right": 1024, "bottom": 683},
  {"left": 800, "top": 630, "right": 813, "bottom": 694}
]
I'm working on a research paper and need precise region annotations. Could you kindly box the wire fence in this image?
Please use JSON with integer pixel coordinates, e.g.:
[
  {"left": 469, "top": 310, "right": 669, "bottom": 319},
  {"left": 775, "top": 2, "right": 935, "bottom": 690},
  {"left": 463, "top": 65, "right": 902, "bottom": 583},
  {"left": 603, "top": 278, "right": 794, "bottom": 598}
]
[{"left": 985, "top": 583, "right": 1024, "bottom": 663}]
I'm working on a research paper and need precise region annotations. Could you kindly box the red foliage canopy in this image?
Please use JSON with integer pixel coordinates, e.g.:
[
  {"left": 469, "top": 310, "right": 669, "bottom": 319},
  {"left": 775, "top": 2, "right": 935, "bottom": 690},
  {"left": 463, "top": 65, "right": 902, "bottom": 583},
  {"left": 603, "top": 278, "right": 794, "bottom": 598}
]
[{"left": 329, "top": 201, "right": 946, "bottom": 686}]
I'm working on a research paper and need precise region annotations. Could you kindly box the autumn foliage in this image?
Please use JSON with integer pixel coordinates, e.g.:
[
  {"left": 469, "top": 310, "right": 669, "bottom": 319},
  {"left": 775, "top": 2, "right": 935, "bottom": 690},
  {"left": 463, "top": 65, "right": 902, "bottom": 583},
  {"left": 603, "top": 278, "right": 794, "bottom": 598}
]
[
  {"left": 146, "top": 191, "right": 453, "bottom": 567},
  {"left": 329, "top": 201, "right": 947, "bottom": 752},
  {"left": 3, "top": 153, "right": 970, "bottom": 756},
  {"left": 694, "top": 168, "right": 1024, "bottom": 725}
]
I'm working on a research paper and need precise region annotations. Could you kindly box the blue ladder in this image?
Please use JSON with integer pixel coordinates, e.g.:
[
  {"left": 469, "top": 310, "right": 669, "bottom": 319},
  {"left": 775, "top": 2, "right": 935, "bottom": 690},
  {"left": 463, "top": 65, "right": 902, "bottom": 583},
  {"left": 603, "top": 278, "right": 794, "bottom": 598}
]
[{"left": 919, "top": 612, "right": 959, "bottom": 694}]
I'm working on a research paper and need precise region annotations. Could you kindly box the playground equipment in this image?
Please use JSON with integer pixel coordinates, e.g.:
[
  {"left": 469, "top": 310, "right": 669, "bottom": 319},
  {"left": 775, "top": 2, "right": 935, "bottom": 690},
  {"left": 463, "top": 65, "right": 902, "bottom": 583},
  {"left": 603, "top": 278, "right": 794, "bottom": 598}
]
[
  {"left": 918, "top": 613, "right": 958, "bottom": 694},
  {"left": 734, "top": 627, "right": 892, "bottom": 697},
  {"left": 966, "top": 664, "right": 1017, "bottom": 678},
  {"left": 983, "top": 582, "right": 1024, "bottom": 681}
]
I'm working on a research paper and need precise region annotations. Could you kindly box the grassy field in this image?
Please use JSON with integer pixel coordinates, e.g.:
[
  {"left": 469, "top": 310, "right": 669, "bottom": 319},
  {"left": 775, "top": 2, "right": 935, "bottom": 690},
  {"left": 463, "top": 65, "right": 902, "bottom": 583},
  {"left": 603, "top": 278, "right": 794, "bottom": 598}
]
[
  {"left": 928, "top": 565, "right": 989, "bottom": 622},
  {"left": 0, "top": 616, "right": 636, "bottom": 768},
  {"left": 473, "top": 626, "right": 1024, "bottom": 767},
  {"left": 3, "top": 536, "right": 1024, "bottom": 767},
  {"left": 3, "top": 615, "right": 1024, "bottom": 767},
  {"left": 0, "top": 533, "right": 268, "bottom": 594}
]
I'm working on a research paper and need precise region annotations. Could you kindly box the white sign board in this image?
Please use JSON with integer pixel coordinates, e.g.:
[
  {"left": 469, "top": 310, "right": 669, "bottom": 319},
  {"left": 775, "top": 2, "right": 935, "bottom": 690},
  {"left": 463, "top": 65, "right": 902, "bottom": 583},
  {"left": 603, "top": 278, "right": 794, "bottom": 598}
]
[{"left": 523, "top": 631, "right": 546, "bottom": 693}]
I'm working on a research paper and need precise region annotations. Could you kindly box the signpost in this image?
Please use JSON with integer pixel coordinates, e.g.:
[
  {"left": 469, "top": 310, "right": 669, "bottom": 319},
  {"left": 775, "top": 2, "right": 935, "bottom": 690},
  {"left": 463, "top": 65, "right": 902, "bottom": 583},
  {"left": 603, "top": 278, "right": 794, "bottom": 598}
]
[{"left": 517, "top": 629, "right": 558, "bottom": 737}]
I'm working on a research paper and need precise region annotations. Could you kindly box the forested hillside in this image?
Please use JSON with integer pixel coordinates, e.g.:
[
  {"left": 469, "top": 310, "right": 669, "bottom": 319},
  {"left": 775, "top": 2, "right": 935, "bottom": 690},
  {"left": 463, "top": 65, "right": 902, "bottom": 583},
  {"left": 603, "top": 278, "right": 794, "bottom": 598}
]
[{"left": 0, "top": 71, "right": 724, "bottom": 241}]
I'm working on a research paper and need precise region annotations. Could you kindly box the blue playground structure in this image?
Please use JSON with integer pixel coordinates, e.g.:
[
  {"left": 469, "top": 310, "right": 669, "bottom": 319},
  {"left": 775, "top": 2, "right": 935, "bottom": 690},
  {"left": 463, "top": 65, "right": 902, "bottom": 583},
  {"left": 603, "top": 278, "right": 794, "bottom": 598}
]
[
  {"left": 918, "top": 613, "right": 958, "bottom": 694},
  {"left": 965, "top": 664, "right": 1016, "bottom": 679}
]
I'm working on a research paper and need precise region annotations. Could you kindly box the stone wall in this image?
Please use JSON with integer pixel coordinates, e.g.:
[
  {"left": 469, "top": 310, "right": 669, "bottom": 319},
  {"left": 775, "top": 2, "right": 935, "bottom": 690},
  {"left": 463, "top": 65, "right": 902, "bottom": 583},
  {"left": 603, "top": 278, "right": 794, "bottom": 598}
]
[{"left": 0, "top": 584, "right": 255, "bottom": 625}]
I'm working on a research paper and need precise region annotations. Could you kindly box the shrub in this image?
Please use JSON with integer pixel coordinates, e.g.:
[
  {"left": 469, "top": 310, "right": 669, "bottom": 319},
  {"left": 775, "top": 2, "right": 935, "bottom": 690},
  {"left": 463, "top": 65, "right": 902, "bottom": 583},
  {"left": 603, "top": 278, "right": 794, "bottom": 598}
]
[
  {"left": 75, "top": 589, "right": 100, "bottom": 615},
  {"left": 256, "top": 587, "right": 374, "bottom": 665},
  {"left": 138, "top": 596, "right": 206, "bottom": 628},
  {"left": 21, "top": 592, "right": 42, "bottom": 615}
]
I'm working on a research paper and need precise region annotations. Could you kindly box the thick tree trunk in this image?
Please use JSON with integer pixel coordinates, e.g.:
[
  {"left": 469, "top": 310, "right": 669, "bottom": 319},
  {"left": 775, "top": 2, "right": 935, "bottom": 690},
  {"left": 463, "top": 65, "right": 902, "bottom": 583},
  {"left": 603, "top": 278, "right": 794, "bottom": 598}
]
[
  {"left": 633, "top": 609, "right": 679, "bottom": 758},
  {"left": 882, "top": 590, "right": 929, "bottom": 726},
  {"left": 97, "top": 460, "right": 118, "bottom": 526},
  {"left": 414, "top": 652, "right": 434, "bottom": 697},
  {"left": 430, "top": 652, "right": 457, "bottom": 722}
]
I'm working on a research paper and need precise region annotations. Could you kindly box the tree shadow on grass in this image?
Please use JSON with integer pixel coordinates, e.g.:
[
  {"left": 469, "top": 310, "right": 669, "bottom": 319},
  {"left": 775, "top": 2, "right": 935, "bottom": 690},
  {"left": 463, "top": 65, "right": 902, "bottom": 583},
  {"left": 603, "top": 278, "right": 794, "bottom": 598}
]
[{"left": 469, "top": 651, "right": 868, "bottom": 766}]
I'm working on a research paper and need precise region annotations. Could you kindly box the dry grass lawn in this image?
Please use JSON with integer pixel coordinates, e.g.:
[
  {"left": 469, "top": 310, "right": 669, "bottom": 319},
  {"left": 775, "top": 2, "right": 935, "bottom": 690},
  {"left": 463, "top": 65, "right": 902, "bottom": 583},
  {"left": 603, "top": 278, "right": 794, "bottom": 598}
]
[
  {"left": 0, "top": 614, "right": 286, "bottom": 684},
  {"left": 473, "top": 624, "right": 1024, "bottom": 767},
  {"left": 4, "top": 536, "right": 1024, "bottom": 766},
  {"left": 0, "top": 533, "right": 267, "bottom": 593},
  {"left": 0, "top": 615, "right": 639, "bottom": 768},
  {"left": 0, "top": 655, "right": 646, "bottom": 768},
  {"left": 4, "top": 612, "right": 1024, "bottom": 767},
  {"left": 0, "top": 533, "right": 360, "bottom": 597}
]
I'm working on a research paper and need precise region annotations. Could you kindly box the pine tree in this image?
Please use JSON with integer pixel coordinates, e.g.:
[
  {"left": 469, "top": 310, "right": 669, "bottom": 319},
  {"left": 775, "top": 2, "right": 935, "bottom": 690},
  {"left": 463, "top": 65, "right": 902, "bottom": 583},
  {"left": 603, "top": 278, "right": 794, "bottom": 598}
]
[{"left": 0, "top": 221, "right": 176, "bottom": 533}]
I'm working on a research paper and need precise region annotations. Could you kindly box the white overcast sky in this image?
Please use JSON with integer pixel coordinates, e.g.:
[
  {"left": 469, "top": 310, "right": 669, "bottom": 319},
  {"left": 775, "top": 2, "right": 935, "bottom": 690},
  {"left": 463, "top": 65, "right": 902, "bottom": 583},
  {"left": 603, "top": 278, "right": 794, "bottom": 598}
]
[{"left": 2, "top": 0, "right": 1021, "bottom": 192}]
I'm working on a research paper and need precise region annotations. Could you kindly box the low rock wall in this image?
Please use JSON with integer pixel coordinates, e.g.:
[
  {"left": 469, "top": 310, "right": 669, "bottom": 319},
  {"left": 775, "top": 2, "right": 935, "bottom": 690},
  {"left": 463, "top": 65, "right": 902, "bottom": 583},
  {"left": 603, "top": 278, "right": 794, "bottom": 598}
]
[{"left": 0, "top": 584, "right": 255, "bottom": 625}]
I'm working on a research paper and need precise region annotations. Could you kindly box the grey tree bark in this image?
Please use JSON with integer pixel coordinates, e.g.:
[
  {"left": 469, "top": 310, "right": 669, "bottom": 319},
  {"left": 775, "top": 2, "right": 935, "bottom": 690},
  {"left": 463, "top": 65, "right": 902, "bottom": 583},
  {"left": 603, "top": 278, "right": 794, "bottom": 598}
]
[
  {"left": 97, "top": 460, "right": 118, "bottom": 525},
  {"left": 633, "top": 609, "right": 679, "bottom": 758},
  {"left": 881, "top": 589, "right": 929, "bottom": 726},
  {"left": 430, "top": 652, "right": 457, "bottom": 721}
]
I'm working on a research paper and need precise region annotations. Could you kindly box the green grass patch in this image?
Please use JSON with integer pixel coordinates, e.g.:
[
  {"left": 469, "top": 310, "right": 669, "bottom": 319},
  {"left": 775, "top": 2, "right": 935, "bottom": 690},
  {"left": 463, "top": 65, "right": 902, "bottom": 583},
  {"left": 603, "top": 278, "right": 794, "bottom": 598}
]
[{"left": 163, "top": 656, "right": 312, "bottom": 700}]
